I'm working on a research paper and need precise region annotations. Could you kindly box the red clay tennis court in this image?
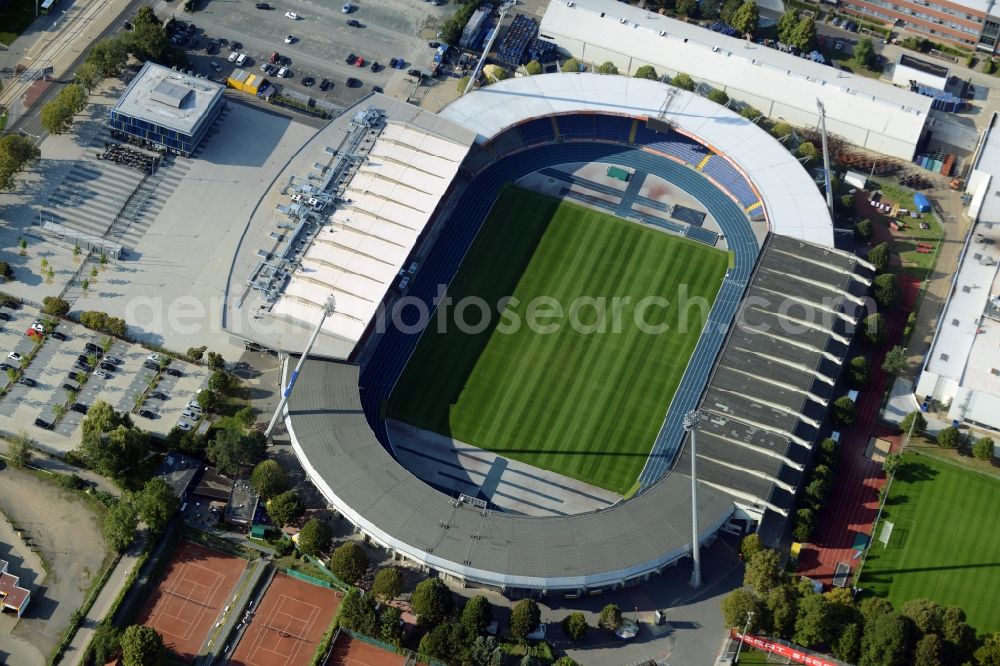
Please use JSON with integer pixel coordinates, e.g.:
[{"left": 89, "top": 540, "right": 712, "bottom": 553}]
[
  {"left": 137, "top": 540, "right": 248, "bottom": 659},
  {"left": 325, "top": 634, "right": 410, "bottom": 666},
  {"left": 230, "top": 573, "right": 341, "bottom": 666}
]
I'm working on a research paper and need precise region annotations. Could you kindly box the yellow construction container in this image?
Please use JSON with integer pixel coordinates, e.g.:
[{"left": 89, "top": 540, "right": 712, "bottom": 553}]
[{"left": 227, "top": 70, "right": 266, "bottom": 95}]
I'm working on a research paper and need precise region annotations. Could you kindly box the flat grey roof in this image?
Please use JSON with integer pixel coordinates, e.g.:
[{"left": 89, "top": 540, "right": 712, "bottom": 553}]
[
  {"left": 113, "top": 61, "right": 224, "bottom": 136},
  {"left": 155, "top": 452, "right": 201, "bottom": 498}
]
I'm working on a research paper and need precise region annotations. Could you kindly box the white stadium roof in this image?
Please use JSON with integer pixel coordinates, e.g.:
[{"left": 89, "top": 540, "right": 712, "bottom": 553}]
[
  {"left": 538, "top": 0, "right": 932, "bottom": 160},
  {"left": 440, "top": 73, "right": 835, "bottom": 246},
  {"left": 269, "top": 119, "right": 471, "bottom": 347}
]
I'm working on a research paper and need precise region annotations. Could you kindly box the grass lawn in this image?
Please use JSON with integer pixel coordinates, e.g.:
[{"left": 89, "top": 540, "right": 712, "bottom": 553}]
[
  {"left": 0, "top": 0, "right": 38, "bottom": 46},
  {"left": 867, "top": 178, "right": 944, "bottom": 280},
  {"left": 388, "top": 187, "right": 728, "bottom": 494},
  {"left": 857, "top": 452, "right": 1000, "bottom": 633}
]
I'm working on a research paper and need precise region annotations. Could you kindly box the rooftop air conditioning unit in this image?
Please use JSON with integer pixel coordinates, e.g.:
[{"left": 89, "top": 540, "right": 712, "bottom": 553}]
[
  {"left": 566, "top": 1, "right": 574, "bottom": 5},
  {"left": 659, "top": 30, "right": 666, "bottom": 36},
  {"left": 620, "top": 17, "right": 627, "bottom": 23}
]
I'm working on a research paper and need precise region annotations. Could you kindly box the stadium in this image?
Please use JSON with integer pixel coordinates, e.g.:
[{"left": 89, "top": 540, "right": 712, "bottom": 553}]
[{"left": 228, "top": 73, "right": 875, "bottom": 593}]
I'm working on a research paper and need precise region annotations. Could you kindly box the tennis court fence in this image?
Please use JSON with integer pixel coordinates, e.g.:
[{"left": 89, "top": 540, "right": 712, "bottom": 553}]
[{"left": 339, "top": 628, "right": 447, "bottom": 666}]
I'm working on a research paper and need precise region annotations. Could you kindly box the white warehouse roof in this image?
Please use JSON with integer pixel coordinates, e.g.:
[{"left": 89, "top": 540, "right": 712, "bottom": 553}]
[
  {"left": 440, "top": 73, "right": 834, "bottom": 246},
  {"left": 270, "top": 120, "right": 471, "bottom": 347},
  {"left": 538, "top": 0, "right": 932, "bottom": 160}
]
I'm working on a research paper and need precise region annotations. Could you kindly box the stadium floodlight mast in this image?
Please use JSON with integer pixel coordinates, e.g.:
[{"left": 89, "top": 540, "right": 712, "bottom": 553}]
[
  {"left": 263, "top": 295, "right": 336, "bottom": 439},
  {"left": 462, "top": 0, "right": 515, "bottom": 96},
  {"left": 683, "top": 409, "right": 704, "bottom": 588},
  {"left": 816, "top": 99, "right": 835, "bottom": 218}
]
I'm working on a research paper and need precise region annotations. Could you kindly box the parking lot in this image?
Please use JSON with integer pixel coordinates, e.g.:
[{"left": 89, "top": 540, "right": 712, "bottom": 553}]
[
  {"left": 159, "top": 0, "right": 450, "bottom": 107},
  {"left": 0, "top": 303, "right": 211, "bottom": 452}
]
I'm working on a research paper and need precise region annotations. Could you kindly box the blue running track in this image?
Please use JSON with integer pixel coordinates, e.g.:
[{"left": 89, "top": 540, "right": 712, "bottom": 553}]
[{"left": 359, "top": 141, "right": 759, "bottom": 494}]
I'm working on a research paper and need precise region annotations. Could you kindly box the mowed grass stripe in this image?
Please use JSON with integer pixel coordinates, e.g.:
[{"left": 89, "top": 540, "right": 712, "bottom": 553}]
[
  {"left": 388, "top": 187, "right": 728, "bottom": 494},
  {"left": 859, "top": 453, "right": 1000, "bottom": 633}
]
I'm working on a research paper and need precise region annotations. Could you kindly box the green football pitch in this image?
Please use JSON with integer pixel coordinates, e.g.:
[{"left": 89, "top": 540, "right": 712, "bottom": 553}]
[
  {"left": 387, "top": 187, "right": 727, "bottom": 495},
  {"left": 858, "top": 452, "right": 1000, "bottom": 633}
]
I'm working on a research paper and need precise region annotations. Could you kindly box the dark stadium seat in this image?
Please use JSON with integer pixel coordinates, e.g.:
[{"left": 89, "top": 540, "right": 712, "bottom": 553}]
[
  {"left": 516, "top": 118, "right": 557, "bottom": 146},
  {"left": 594, "top": 115, "right": 633, "bottom": 144},
  {"left": 556, "top": 114, "right": 597, "bottom": 139},
  {"left": 701, "top": 156, "right": 759, "bottom": 208}
]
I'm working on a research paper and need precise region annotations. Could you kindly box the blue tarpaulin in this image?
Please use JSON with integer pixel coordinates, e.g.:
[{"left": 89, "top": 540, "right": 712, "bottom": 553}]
[{"left": 914, "top": 192, "right": 931, "bottom": 212}]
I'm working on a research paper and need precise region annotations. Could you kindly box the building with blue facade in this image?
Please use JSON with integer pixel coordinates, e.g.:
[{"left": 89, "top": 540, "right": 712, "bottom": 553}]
[{"left": 109, "top": 62, "right": 224, "bottom": 157}]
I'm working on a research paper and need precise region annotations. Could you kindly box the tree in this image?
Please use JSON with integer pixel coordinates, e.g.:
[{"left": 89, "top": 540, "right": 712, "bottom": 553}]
[
  {"left": 634, "top": 65, "right": 658, "bottom": 80},
  {"left": 0, "top": 261, "right": 12, "bottom": 282},
  {"left": 707, "top": 89, "right": 729, "bottom": 105},
  {"left": 975, "top": 633, "right": 1000, "bottom": 666},
  {"left": 0, "top": 134, "right": 42, "bottom": 191},
  {"left": 790, "top": 17, "right": 817, "bottom": 52},
  {"left": 940, "top": 605, "right": 976, "bottom": 662},
  {"left": 882, "top": 346, "right": 908, "bottom": 376},
  {"left": 207, "top": 428, "right": 266, "bottom": 476},
  {"left": 412, "top": 578, "right": 454, "bottom": 626},
  {"left": 860, "top": 596, "right": 895, "bottom": 624},
  {"left": 883, "top": 452, "right": 902, "bottom": 475},
  {"left": 599, "top": 603, "right": 623, "bottom": 631},
  {"left": 853, "top": 37, "right": 875, "bottom": 68},
  {"left": 833, "top": 622, "right": 863, "bottom": 664},
  {"left": 186, "top": 346, "right": 206, "bottom": 361},
  {"left": 377, "top": 605, "right": 403, "bottom": 647},
  {"left": 75, "top": 61, "right": 102, "bottom": 90},
  {"left": 744, "top": 548, "right": 781, "bottom": 595},
  {"left": 461, "top": 595, "right": 493, "bottom": 635},
  {"left": 676, "top": 0, "right": 699, "bottom": 16},
  {"left": 739, "top": 105, "right": 762, "bottom": 121},
  {"left": 720, "top": 0, "right": 743, "bottom": 23},
  {"left": 765, "top": 584, "right": 799, "bottom": 637},
  {"left": 247, "top": 460, "right": 286, "bottom": 501},
  {"left": 777, "top": 10, "right": 799, "bottom": 43},
  {"left": 561, "top": 58, "right": 581, "bottom": 73},
  {"left": 419, "top": 622, "right": 472, "bottom": 662},
  {"left": 671, "top": 72, "right": 696, "bottom": 91},
  {"left": 596, "top": 61, "right": 618, "bottom": 75},
  {"left": 868, "top": 242, "right": 890, "bottom": 273},
  {"left": 936, "top": 426, "right": 960, "bottom": 449},
  {"left": 121, "top": 625, "right": 164, "bottom": 666},
  {"left": 196, "top": 389, "right": 219, "bottom": 412},
  {"left": 832, "top": 395, "right": 857, "bottom": 427},
  {"left": 739, "top": 533, "right": 763, "bottom": 561},
  {"left": 873, "top": 273, "right": 900, "bottom": 310},
  {"left": 731, "top": 0, "right": 759, "bottom": 36},
  {"left": 265, "top": 490, "right": 304, "bottom": 527},
  {"left": 88, "top": 621, "right": 122, "bottom": 665},
  {"left": 510, "top": 598, "right": 541, "bottom": 641},
  {"left": 900, "top": 410, "right": 927, "bottom": 436},
  {"left": 863, "top": 313, "right": 886, "bottom": 347},
  {"left": 721, "top": 589, "right": 764, "bottom": 632},
  {"left": 562, "top": 612, "right": 588, "bottom": 641},
  {"left": 772, "top": 122, "right": 793, "bottom": 139},
  {"left": 856, "top": 218, "right": 873, "bottom": 242},
  {"left": 79, "top": 401, "right": 148, "bottom": 478},
  {"left": 297, "top": 517, "right": 332, "bottom": 556},
  {"left": 554, "top": 659, "right": 578, "bottom": 666},
  {"left": 126, "top": 9, "right": 170, "bottom": 63},
  {"left": 338, "top": 590, "right": 378, "bottom": 635},
  {"left": 794, "top": 593, "right": 834, "bottom": 648},
  {"left": 525, "top": 60, "right": 542, "bottom": 75},
  {"left": 209, "top": 369, "right": 233, "bottom": 394},
  {"left": 41, "top": 97, "right": 75, "bottom": 135},
  {"left": 793, "top": 507, "right": 815, "bottom": 542},
  {"left": 86, "top": 38, "right": 129, "bottom": 78},
  {"left": 8, "top": 431, "right": 32, "bottom": 468},
  {"left": 103, "top": 499, "right": 139, "bottom": 552},
  {"left": 849, "top": 355, "right": 869, "bottom": 388},
  {"left": 972, "top": 436, "right": 994, "bottom": 460},
  {"left": 860, "top": 612, "right": 913, "bottom": 666},
  {"left": 136, "top": 477, "right": 179, "bottom": 533},
  {"left": 372, "top": 566, "right": 405, "bottom": 603},
  {"left": 236, "top": 405, "right": 256, "bottom": 428},
  {"left": 206, "top": 351, "right": 226, "bottom": 370},
  {"left": 329, "top": 541, "right": 368, "bottom": 583}
]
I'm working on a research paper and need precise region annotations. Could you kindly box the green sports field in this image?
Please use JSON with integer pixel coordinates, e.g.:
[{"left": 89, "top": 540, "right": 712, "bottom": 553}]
[
  {"left": 387, "top": 187, "right": 727, "bottom": 494},
  {"left": 858, "top": 452, "right": 1000, "bottom": 633}
]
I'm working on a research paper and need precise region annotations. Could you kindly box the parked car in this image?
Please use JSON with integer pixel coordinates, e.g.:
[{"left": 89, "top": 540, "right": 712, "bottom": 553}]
[
  {"left": 177, "top": 421, "right": 193, "bottom": 431},
  {"left": 62, "top": 382, "right": 78, "bottom": 391},
  {"left": 138, "top": 408, "right": 158, "bottom": 419},
  {"left": 346, "top": 19, "right": 361, "bottom": 27},
  {"left": 7, "top": 352, "right": 22, "bottom": 362},
  {"left": 143, "top": 360, "right": 160, "bottom": 371},
  {"left": 74, "top": 362, "right": 91, "bottom": 372},
  {"left": 277, "top": 66, "right": 290, "bottom": 78},
  {"left": 302, "top": 76, "right": 315, "bottom": 86},
  {"left": 369, "top": 61, "right": 380, "bottom": 72},
  {"left": 149, "top": 391, "right": 169, "bottom": 400},
  {"left": 346, "top": 77, "right": 361, "bottom": 87},
  {"left": 228, "top": 51, "right": 239, "bottom": 62},
  {"left": 166, "top": 368, "right": 183, "bottom": 377},
  {"left": 285, "top": 34, "right": 295, "bottom": 44},
  {"left": 85, "top": 343, "right": 103, "bottom": 355},
  {"left": 100, "top": 362, "right": 116, "bottom": 371},
  {"left": 0, "top": 363, "right": 12, "bottom": 372},
  {"left": 95, "top": 369, "right": 110, "bottom": 379},
  {"left": 0, "top": 312, "right": 10, "bottom": 321},
  {"left": 18, "top": 377, "right": 35, "bottom": 387},
  {"left": 372, "top": 85, "right": 383, "bottom": 93},
  {"left": 346, "top": 53, "right": 358, "bottom": 65},
  {"left": 182, "top": 409, "right": 198, "bottom": 419},
  {"left": 319, "top": 78, "right": 332, "bottom": 91},
  {"left": 342, "top": 2, "right": 352, "bottom": 12},
  {"left": 51, "top": 331, "right": 68, "bottom": 341},
  {"left": 355, "top": 56, "right": 365, "bottom": 67},
  {"left": 34, "top": 418, "right": 52, "bottom": 430},
  {"left": 428, "top": 41, "right": 440, "bottom": 48},
  {"left": 255, "top": 1, "right": 271, "bottom": 7},
  {"left": 285, "top": 11, "right": 298, "bottom": 19},
  {"left": 71, "top": 402, "right": 88, "bottom": 414}
]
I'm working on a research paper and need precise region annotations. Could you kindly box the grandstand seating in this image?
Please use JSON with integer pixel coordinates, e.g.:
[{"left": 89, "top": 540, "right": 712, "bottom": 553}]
[
  {"left": 595, "top": 115, "right": 634, "bottom": 144},
  {"left": 556, "top": 114, "right": 597, "bottom": 139},
  {"left": 701, "top": 155, "right": 759, "bottom": 209},
  {"left": 517, "top": 117, "right": 557, "bottom": 146},
  {"left": 643, "top": 135, "right": 709, "bottom": 167}
]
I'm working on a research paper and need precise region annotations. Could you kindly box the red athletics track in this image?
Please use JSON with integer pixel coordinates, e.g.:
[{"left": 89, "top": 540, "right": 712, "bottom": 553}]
[
  {"left": 325, "top": 635, "right": 413, "bottom": 666},
  {"left": 796, "top": 263, "right": 920, "bottom": 585},
  {"left": 137, "top": 540, "right": 248, "bottom": 660},
  {"left": 230, "top": 573, "right": 341, "bottom": 666}
]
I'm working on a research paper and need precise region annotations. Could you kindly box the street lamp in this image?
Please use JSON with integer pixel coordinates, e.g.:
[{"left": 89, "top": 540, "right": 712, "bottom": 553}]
[
  {"left": 733, "top": 610, "right": 755, "bottom": 663},
  {"left": 683, "top": 409, "right": 703, "bottom": 588},
  {"left": 263, "top": 294, "right": 336, "bottom": 438}
]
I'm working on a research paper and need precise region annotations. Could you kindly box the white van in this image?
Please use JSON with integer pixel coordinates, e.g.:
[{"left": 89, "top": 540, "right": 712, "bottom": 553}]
[
  {"left": 235, "top": 53, "right": 248, "bottom": 67},
  {"left": 277, "top": 66, "right": 289, "bottom": 78}
]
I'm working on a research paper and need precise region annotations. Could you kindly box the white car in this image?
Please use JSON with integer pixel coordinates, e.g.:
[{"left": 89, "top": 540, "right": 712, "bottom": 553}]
[
  {"left": 228, "top": 51, "right": 239, "bottom": 62},
  {"left": 177, "top": 421, "right": 193, "bottom": 431},
  {"left": 342, "top": 3, "right": 351, "bottom": 12},
  {"left": 95, "top": 369, "right": 109, "bottom": 379},
  {"left": 7, "top": 352, "right": 21, "bottom": 362},
  {"left": 148, "top": 353, "right": 163, "bottom": 363},
  {"left": 285, "top": 11, "right": 298, "bottom": 19},
  {"left": 284, "top": 34, "right": 294, "bottom": 44},
  {"left": 187, "top": 401, "right": 203, "bottom": 412},
  {"left": 31, "top": 322, "right": 45, "bottom": 334},
  {"left": 182, "top": 409, "right": 197, "bottom": 419}
]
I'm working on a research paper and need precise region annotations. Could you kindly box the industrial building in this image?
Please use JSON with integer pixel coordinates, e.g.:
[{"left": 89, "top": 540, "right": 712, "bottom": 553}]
[
  {"left": 916, "top": 113, "right": 1000, "bottom": 432},
  {"left": 538, "top": 0, "right": 933, "bottom": 159},
  {"left": 109, "top": 62, "right": 225, "bottom": 157}
]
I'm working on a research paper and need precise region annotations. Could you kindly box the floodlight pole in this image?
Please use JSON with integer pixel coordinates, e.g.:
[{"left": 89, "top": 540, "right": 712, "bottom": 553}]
[
  {"left": 816, "top": 99, "right": 835, "bottom": 218},
  {"left": 462, "top": 1, "right": 514, "bottom": 96},
  {"left": 733, "top": 610, "right": 755, "bottom": 663},
  {"left": 264, "top": 295, "right": 336, "bottom": 439},
  {"left": 684, "top": 409, "right": 704, "bottom": 588}
]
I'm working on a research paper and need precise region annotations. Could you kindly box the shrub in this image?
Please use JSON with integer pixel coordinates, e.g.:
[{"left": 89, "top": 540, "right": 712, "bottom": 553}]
[
  {"left": 42, "top": 296, "right": 71, "bottom": 316},
  {"left": 671, "top": 72, "right": 696, "bottom": 91},
  {"left": 634, "top": 64, "right": 658, "bottom": 80},
  {"left": 561, "top": 58, "right": 581, "bottom": 73},
  {"left": 599, "top": 603, "right": 622, "bottom": 631},
  {"left": 862, "top": 313, "right": 886, "bottom": 346},
  {"left": 832, "top": 395, "right": 857, "bottom": 427},
  {"left": 841, "top": 194, "right": 855, "bottom": 212},
  {"left": 525, "top": 60, "right": 542, "bottom": 75},
  {"left": 793, "top": 507, "right": 815, "bottom": 542},
  {"left": 772, "top": 122, "right": 793, "bottom": 138},
  {"left": 867, "top": 242, "right": 890, "bottom": 273},
  {"left": 936, "top": 426, "right": 960, "bottom": 449},
  {"left": 707, "top": 89, "right": 729, "bottom": 105},
  {"left": 562, "top": 612, "right": 588, "bottom": 641},
  {"left": 972, "top": 437, "right": 994, "bottom": 460},
  {"left": 676, "top": 0, "right": 699, "bottom": 16},
  {"left": 797, "top": 141, "right": 818, "bottom": 163},
  {"left": 0, "top": 262, "right": 12, "bottom": 281},
  {"left": 510, "top": 598, "right": 541, "bottom": 640},
  {"left": 855, "top": 219, "right": 873, "bottom": 241},
  {"left": 872, "top": 273, "right": 900, "bottom": 310},
  {"left": 596, "top": 61, "right": 618, "bottom": 75},
  {"left": 849, "top": 356, "right": 869, "bottom": 388},
  {"left": 900, "top": 410, "right": 927, "bottom": 436}
]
